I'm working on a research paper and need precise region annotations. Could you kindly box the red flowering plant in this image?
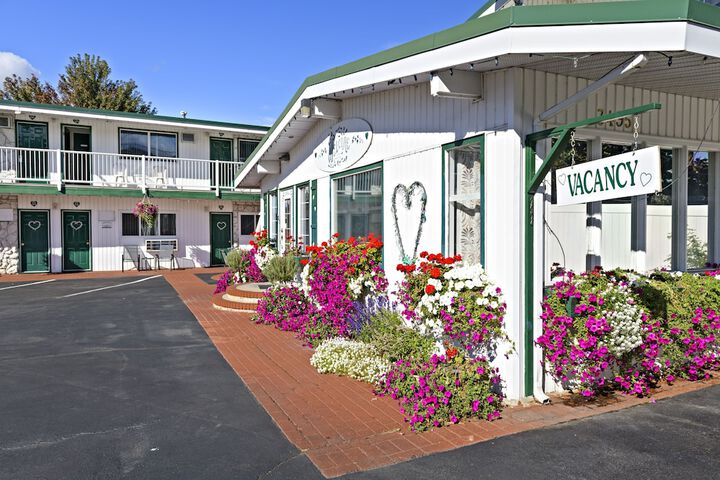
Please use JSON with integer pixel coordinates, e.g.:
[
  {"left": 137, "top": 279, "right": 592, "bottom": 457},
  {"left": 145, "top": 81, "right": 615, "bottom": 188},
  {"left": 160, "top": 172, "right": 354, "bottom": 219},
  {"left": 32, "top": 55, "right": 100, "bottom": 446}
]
[
  {"left": 396, "top": 252, "right": 510, "bottom": 357},
  {"left": 132, "top": 197, "right": 158, "bottom": 228}
]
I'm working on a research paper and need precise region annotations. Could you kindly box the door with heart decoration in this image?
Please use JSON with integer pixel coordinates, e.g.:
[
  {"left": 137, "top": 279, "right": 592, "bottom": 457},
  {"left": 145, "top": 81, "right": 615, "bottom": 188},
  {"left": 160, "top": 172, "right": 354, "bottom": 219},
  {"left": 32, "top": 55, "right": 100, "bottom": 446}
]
[
  {"left": 63, "top": 210, "right": 91, "bottom": 271},
  {"left": 210, "top": 212, "right": 233, "bottom": 266},
  {"left": 20, "top": 210, "right": 50, "bottom": 272}
]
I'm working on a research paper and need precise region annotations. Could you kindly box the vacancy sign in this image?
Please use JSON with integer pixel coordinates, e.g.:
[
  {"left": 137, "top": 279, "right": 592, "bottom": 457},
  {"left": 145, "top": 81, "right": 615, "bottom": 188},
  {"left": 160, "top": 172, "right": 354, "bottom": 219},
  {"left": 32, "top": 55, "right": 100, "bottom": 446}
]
[{"left": 555, "top": 146, "right": 662, "bottom": 205}]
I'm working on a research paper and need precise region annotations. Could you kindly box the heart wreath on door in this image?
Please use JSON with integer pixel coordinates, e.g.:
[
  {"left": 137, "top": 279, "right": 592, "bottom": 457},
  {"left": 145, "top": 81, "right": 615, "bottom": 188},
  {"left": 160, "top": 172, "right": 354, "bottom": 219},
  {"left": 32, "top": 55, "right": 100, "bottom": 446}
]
[{"left": 391, "top": 182, "right": 427, "bottom": 264}]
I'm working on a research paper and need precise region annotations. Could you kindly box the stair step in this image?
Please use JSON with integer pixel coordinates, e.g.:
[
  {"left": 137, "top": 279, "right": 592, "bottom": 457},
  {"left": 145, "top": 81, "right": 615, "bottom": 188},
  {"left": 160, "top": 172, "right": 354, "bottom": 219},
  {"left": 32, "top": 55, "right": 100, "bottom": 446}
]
[{"left": 212, "top": 294, "right": 257, "bottom": 313}]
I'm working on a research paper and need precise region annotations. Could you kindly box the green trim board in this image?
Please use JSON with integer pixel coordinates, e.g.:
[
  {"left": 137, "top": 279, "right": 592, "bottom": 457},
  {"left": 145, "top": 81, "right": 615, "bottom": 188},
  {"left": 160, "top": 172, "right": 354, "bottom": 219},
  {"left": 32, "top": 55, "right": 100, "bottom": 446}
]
[
  {"left": 441, "top": 134, "right": 486, "bottom": 265},
  {"left": 0, "top": 183, "right": 259, "bottom": 201},
  {"left": 0, "top": 99, "right": 269, "bottom": 132},
  {"left": 238, "top": 0, "right": 719, "bottom": 180}
]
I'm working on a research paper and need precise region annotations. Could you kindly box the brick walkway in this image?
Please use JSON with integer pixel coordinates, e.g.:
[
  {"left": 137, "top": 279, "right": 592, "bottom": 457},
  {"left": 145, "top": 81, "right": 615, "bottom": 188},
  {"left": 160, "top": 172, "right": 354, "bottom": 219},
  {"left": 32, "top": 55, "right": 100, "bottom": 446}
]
[{"left": 160, "top": 270, "right": 720, "bottom": 478}]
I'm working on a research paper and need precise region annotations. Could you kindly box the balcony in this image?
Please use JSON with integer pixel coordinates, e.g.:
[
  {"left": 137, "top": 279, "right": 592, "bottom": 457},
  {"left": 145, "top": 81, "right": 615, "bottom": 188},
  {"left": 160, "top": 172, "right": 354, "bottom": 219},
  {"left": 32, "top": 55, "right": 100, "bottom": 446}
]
[{"left": 0, "top": 146, "right": 247, "bottom": 196}]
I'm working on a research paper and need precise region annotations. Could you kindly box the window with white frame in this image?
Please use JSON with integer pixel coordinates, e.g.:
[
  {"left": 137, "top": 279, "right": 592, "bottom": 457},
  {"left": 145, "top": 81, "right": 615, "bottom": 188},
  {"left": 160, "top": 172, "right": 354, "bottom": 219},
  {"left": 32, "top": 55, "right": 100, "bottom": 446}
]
[
  {"left": 238, "top": 139, "right": 260, "bottom": 163},
  {"left": 240, "top": 214, "right": 259, "bottom": 235},
  {"left": 333, "top": 167, "right": 382, "bottom": 240},
  {"left": 268, "top": 191, "right": 278, "bottom": 246},
  {"left": 120, "top": 129, "right": 178, "bottom": 158},
  {"left": 447, "top": 143, "right": 483, "bottom": 266},
  {"left": 122, "top": 213, "right": 176, "bottom": 236},
  {"left": 297, "top": 184, "right": 310, "bottom": 247}
]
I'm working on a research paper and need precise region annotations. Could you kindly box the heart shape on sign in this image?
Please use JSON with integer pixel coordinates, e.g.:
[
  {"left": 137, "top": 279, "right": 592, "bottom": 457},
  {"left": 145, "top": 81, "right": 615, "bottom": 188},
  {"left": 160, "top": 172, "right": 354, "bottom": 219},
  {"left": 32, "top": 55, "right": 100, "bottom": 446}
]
[
  {"left": 216, "top": 222, "right": 227, "bottom": 230},
  {"left": 640, "top": 172, "right": 653, "bottom": 187},
  {"left": 70, "top": 220, "right": 83, "bottom": 231},
  {"left": 557, "top": 173, "right": 567, "bottom": 186},
  {"left": 391, "top": 182, "right": 427, "bottom": 263},
  {"left": 28, "top": 220, "right": 42, "bottom": 231}
]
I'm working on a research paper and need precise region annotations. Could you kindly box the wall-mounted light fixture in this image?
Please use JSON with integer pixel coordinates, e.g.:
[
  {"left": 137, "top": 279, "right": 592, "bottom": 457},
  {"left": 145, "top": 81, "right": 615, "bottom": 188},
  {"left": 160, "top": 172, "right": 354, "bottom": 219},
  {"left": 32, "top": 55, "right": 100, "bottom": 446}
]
[
  {"left": 29, "top": 115, "right": 36, "bottom": 120},
  {"left": 73, "top": 119, "right": 80, "bottom": 124}
]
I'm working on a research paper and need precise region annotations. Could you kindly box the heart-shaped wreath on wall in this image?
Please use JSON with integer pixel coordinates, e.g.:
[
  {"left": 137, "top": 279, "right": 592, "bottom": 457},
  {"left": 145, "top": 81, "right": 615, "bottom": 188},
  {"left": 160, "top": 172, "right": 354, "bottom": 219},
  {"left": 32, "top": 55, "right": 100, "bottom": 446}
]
[{"left": 391, "top": 182, "right": 427, "bottom": 264}]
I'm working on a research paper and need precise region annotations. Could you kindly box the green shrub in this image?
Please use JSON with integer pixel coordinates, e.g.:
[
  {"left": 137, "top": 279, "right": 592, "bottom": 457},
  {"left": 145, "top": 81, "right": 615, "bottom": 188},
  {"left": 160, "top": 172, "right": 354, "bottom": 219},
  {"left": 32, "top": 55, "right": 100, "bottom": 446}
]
[
  {"left": 263, "top": 255, "right": 298, "bottom": 283},
  {"left": 358, "top": 308, "right": 436, "bottom": 362},
  {"left": 639, "top": 271, "right": 720, "bottom": 323},
  {"left": 225, "top": 249, "right": 248, "bottom": 272}
]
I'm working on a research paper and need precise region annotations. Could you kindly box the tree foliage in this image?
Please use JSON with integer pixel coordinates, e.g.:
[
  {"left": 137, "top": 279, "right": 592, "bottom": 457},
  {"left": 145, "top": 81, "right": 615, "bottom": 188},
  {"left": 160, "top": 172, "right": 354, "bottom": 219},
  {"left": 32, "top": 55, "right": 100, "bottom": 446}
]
[{"left": 1, "top": 54, "right": 155, "bottom": 114}]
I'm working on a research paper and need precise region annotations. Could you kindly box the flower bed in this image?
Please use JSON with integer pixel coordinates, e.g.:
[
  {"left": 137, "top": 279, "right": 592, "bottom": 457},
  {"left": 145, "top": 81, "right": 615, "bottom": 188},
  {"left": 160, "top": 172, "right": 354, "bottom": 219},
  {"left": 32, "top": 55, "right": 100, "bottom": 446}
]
[
  {"left": 537, "top": 268, "right": 720, "bottom": 397},
  {"left": 214, "top": 230, "right": 272, "bottom": 294}
]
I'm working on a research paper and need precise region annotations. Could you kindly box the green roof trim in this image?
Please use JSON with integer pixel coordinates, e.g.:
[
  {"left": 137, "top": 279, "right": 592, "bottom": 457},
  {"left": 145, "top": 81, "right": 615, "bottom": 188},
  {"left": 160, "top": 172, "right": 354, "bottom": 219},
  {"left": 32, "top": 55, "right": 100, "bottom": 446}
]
[
  {"left": 0, "top": 99, "right": 269, "bottom": 132},
  {"left": 238, "top": 0, "right": 719, "bottom": 181},
  {"left": 0, "top": 183, "right": 259, "bottom": 201}
]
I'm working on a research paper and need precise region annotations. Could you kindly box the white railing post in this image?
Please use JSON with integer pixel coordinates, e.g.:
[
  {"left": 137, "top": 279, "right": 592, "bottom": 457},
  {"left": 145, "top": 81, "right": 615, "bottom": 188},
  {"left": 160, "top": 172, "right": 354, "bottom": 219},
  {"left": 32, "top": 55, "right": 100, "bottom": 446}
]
[
  {"left": 55, "top": 149, "right": 62, "bottom": 191},
  {"left": 215, "top": 158, "right": 220, "bottom": 197},
  {"left": 141, "top": 155, "right": 147, "bottom": 194}
]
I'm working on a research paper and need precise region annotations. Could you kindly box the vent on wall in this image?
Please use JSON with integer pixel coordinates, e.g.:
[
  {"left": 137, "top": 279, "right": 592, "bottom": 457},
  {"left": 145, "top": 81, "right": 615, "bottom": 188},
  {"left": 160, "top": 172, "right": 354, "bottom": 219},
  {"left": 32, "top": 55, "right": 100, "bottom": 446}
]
[
  {"left": 0, "top": 115, "right": 10, "bottom": 128},
  {"left": 181, "top": 132, "right": 195, "bottom": 143}
]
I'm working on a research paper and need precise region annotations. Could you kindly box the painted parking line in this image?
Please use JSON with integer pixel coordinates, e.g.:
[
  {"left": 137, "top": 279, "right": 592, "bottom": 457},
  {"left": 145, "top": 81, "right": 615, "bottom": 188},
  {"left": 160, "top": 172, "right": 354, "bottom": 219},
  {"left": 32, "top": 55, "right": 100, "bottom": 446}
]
[
  {"left": 0, "top": 279, "right": 56, "bottom": 291},
  {"left": 60, "top": 275, "right": 162, "bottom": 298}
]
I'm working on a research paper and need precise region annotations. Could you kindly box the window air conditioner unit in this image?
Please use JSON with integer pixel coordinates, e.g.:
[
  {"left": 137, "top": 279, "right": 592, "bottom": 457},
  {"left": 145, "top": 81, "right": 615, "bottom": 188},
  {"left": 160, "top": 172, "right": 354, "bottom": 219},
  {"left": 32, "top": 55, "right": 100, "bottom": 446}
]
[
  {"left": 145, "top": 239, "right": 178, "bottom": 252},
  {"left": 181, "top": 132, "right": 195, "bottom": 143}
]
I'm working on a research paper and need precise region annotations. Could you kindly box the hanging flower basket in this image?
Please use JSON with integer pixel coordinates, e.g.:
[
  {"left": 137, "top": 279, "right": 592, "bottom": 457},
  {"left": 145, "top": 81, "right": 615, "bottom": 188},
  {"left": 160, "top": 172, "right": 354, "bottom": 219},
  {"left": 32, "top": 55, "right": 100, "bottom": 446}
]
[{"left": 133, "top": 197, "right": 158, "bottom": 228}]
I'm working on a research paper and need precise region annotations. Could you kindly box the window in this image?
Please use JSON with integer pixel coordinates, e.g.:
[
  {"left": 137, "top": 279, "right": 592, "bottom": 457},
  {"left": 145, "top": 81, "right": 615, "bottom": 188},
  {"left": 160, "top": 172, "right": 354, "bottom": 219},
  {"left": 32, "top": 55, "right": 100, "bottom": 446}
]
[
  {"left": 268, "top": 191, "right": 278, "bottom": 246},
  {"left": 297, "top": 184, "right": 310, "bottom": 247},
  {"left": 122, "top": 213, "right": 176, "bottom": 236},
  {"left": 120, "top": 129, "right": 178, "bottom": 158},
  {"left": 447, "top": 142, "right": 483, "bottom": 266},
  {"left": 333, "top": 167, "right": 382, "bottom": 240},
  {"left": 122, "top": 213, "right": 139, "bottom": 236},
  {"left": 238, "top": 139, "right": 260, "bottom": 163},
  {"left": 240, "top": 214, "right": 259, "bottom": 235}
]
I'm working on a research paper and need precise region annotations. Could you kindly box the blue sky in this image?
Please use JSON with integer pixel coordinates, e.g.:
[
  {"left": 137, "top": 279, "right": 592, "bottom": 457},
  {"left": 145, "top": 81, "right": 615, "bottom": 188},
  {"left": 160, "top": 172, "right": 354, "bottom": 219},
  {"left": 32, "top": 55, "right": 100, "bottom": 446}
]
[{"left": 0, "top": 1, "right": 477, "bottom": 126}]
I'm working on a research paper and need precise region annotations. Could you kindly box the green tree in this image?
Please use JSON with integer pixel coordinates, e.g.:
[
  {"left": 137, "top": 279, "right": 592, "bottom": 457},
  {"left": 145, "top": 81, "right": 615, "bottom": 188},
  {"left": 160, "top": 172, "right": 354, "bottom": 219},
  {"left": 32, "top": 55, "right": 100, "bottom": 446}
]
[
  {"left": 1, "top": 54, "right": 156, "bottom": 114},
  {"left": 0, "top": 74, "right": 59, "bottom": 104}
]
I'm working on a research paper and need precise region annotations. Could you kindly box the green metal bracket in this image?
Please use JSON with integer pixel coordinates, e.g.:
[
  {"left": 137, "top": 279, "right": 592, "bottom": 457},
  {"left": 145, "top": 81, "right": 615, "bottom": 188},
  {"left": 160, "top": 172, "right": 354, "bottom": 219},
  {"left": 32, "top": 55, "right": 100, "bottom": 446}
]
[
  {"left": 527, "top": 128, "right": 573, "bottom": 195},
  {"left": 526, "top": 102, "right": 662, "bottom": 144}
]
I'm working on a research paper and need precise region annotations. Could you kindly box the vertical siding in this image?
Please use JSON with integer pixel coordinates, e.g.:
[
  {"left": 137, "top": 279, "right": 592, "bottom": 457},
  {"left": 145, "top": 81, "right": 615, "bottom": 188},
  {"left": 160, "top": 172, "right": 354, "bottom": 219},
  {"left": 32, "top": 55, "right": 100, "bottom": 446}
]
[{"left": 16, "top": 194, "right": 235, "bottom": 272}]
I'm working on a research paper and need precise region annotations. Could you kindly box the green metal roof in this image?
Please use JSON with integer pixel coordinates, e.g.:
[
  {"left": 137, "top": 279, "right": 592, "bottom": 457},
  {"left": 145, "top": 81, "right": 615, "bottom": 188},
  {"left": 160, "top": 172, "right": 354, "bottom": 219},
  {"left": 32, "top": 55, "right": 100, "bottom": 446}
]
[
  {"left": 0, "top": 99, "right": 269, "bottom": 132},
  {"left": 238, "top": 0, "right": 720, "bottom": 180}
]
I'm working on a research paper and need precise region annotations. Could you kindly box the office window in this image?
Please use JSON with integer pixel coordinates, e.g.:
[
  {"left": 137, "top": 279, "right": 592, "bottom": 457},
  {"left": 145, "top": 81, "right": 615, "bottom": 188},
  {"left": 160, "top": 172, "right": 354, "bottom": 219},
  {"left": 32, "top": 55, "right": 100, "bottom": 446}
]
[
  {"left": 123, "top": 213, "right": 176, "bottom": 236},
  {"left": 122, "top": 213, "right": 139, "bottom": 236}
]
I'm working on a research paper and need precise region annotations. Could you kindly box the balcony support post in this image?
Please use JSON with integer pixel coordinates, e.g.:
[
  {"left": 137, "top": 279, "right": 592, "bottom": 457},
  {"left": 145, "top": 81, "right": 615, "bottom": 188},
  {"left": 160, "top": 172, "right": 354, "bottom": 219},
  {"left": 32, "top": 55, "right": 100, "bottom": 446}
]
[
  {"left": 141, "top": 155, "right": 147, "bottom": 194},
  {"left": 55, "top": 149, "right": 62, "bottom": 191},
  {"left": 215, "top": 158, "right": 220, "bottom": 197}
]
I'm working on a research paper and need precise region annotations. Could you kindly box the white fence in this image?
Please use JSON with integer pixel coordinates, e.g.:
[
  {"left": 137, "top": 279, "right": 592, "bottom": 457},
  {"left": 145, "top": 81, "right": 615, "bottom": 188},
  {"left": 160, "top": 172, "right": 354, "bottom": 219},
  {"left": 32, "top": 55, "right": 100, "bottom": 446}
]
[
  {"left": 0, "top": 146, "right": 243, "bottom": 192},
  {"left": 546, "top": 203, "right": 709, "bottom": 273}
]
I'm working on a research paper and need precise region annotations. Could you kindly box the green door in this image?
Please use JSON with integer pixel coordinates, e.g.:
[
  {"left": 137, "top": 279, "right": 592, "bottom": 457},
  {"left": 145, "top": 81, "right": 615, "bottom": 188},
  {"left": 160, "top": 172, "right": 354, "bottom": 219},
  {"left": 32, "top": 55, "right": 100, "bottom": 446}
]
[
  {"left": 20, "top": 211, "right": 50, "bottom": 273},
  {"left": 16, "top": 121, "right": 49, "bottom": 181},
  {"left": 63, "top": 211, "right": 91, "bottom": 271},
  {"left": 209, "top": 138, "right": 234, "bottom": 188},
  {"left": 210, "top": 212, "right": 232, "bottom": 266}
]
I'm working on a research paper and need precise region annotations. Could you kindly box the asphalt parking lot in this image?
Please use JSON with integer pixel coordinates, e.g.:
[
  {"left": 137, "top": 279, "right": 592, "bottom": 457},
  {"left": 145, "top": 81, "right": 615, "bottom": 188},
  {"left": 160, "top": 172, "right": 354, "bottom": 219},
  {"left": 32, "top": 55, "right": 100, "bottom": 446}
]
[
  {"left": 2, "top": 276, "right": 720, "bottom": 480},
  {"left": 0, "top": 276, "right": 320, "bottom": 480}
]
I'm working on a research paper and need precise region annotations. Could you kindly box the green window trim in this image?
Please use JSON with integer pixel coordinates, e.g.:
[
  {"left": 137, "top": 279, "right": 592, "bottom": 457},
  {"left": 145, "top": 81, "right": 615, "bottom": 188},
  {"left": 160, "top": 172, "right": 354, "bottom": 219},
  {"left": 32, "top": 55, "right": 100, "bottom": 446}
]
[{"left": 441, "top": 134, "right": 485, "bottom": 266}]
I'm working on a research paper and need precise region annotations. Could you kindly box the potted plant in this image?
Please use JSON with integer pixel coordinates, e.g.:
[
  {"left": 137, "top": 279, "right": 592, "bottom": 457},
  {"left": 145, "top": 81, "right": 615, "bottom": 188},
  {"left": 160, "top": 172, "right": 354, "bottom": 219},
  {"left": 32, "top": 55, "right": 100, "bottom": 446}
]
[{"left": 133, "top": 197, "right": 158, "bottom": 228}]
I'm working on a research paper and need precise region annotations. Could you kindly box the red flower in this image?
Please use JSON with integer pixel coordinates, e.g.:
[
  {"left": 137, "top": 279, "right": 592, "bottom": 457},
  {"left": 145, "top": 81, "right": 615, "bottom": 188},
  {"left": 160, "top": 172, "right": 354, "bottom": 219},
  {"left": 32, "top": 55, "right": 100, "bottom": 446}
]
[
  {"left": 332, "top": 232, "right": 340, "bottom": 238},
  {"left": 446, "top": 347, "right": 458, "bottom": 359},
  {"left": 300, "top": 259, "right": 309, "bottom": 266},
  {"left": 420, "top": 251, "right": 428, "bottom": 258},
  {"left": 425, "top": 284, "right": 436, "bottom": 295},
  {"left": 430, "top": 268, "right": 442, "bottom": 279}
]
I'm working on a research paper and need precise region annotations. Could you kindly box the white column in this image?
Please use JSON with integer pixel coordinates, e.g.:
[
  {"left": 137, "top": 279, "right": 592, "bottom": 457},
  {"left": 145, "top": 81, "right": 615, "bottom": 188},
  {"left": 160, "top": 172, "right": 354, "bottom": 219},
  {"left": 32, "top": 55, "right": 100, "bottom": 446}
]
[
  {"left": 631, "top": 141, "right": 648, "bottom": 273},
  {"left": 708, "top": 152, "right": 720, "bottom": 264},
  {"left": 533, "top": 184, "right": 550, "bottom": 403},
  {"left": 586, "top": 138, "right": 602, "bottom": 271},
  {"left": 672, "top": 146, "right": 689, "bottom": 271}
]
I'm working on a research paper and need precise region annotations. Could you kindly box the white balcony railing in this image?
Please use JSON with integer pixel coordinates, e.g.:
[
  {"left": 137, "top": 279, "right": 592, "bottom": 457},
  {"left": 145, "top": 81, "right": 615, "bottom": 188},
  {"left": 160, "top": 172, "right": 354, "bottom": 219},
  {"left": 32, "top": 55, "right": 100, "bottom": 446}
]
[{"left": 0, "top": 146, "right": 244, "bottom": 195}]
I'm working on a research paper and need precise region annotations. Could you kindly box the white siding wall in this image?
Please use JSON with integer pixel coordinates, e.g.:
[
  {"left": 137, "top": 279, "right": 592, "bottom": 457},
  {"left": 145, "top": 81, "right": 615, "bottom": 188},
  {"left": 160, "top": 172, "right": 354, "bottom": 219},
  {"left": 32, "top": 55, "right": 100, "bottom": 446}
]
[
  {"left": 260, "top": 70, "right": 527, "bottom": 399},
  {"left": 16, "top": 195, "right": 233, "bottom": 272}
]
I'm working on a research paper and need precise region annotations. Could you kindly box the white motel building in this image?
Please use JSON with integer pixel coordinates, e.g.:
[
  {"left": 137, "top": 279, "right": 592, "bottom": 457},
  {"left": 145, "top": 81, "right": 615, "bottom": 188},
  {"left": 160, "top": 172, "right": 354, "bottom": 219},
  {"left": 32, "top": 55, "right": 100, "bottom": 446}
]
[
  {"left": 0, "top": 100, "right": 266, "bottom": 274},
  {"left": 235, "top": 0, "right": 720, "bottom": 400}
]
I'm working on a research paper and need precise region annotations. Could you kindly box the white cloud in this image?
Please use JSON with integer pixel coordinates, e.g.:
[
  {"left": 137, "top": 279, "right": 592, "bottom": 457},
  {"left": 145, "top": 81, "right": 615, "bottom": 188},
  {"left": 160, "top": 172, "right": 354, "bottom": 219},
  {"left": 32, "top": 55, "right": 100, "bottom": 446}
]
[{"left": 0, "top": 52, "right": 39, "bottom": 81}]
